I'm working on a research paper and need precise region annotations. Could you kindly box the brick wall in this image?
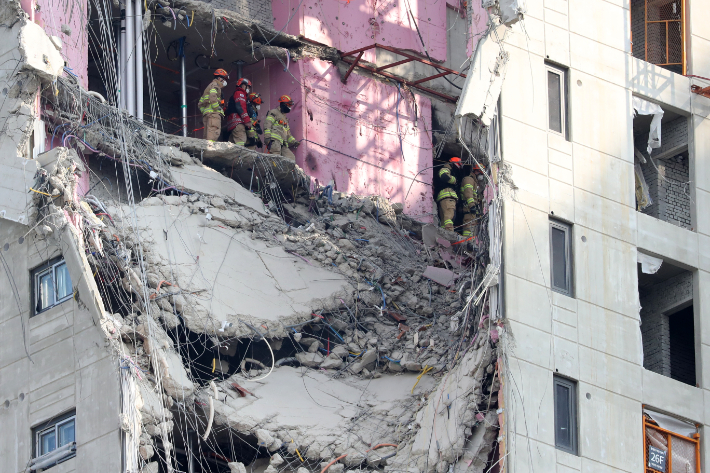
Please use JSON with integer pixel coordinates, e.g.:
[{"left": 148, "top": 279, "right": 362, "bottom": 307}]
[
  {"left": 201, "top": 0, "right": 274, "bottom": 26},
  {"left": 635, "top": 116, "right": 691, "bottom": 229},
  {"left": 657, "top": 116, "right": 688, "bottom": 155},
  {"left": 640, "top": 271, "right": 693, "bottom": 377}
]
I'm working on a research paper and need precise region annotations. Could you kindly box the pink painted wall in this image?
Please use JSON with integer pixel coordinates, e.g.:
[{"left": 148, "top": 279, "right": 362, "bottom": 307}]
[
  {"left": 272, "top": 0, "right": 447, "bottom": 62},
  {"left": 25, "top": 0, "right": 89, "bottom": 88},
  {"left": 244, "top": 57, "right": 434, "bottom": 220}
]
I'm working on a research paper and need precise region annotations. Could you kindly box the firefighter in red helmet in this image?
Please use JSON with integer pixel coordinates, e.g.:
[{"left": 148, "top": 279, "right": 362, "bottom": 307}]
[{"left": 225, "top": 77, "right": 252, "bottom": 146}]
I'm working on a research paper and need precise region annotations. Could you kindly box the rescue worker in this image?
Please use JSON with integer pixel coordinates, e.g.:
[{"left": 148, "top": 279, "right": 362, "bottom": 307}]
[
  {"left": 264, "top": 95, "right": 300, "bottom": 159},
  {"left": 225, "top": 78, "right": 252, "bottom": 146},
  {"left": 199, "top": 69, "right": 229, "bottom": 141},
  {"left": 436, "top": 157, "right": 463, "bottom": 231},
  {"left": 460, "top": 164, "right": 484, "bottom": 237},
  {"left": 245, "top": 92, "right": 264, "bottom": 150}
]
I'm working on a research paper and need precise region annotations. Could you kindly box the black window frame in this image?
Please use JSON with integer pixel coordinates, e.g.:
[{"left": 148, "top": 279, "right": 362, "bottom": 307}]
[
  {"left": 31, "top": 256, "right": 73, "bottom": 317},
  {"left": 32, "top": 409, "right": 76, "bottom": 467},
  {"left": 553, "top": 375, "right": 578, "bottom": 455},
  {"left": 546, "top": 63, "right": 569, "bottom": 139},
  {"left": 549, "top": 219, "right": 573, "bottom": 297}
]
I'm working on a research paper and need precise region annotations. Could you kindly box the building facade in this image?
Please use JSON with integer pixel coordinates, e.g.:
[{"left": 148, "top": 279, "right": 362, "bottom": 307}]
[{"left": 498, "top": 0, "right": 710, "bottom": 472}]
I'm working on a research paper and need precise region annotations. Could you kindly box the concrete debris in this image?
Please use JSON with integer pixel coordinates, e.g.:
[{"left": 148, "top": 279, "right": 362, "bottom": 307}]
[
  {"left": 21, "top": 48, "right": 499, "bottom": 473},
  {"left": 423, "top": 266, "right": 459, "bottom": 287}
]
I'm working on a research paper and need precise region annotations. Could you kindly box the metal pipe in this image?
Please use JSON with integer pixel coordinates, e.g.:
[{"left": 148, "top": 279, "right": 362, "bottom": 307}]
[
  {"left": 186, "top": 430, "right": 195, "bottom": 473},
  {"left": 119, "top": 11, "right": 126, "bottom": 110},
  {"left": 134, "top": 0, "right": 143, "bottom": 121},
  {"left": 125, "top": 0, "right": 135, "bottom": 117},
  {"left": 180, "top": 53, "right": 187, "bottom": 137}
]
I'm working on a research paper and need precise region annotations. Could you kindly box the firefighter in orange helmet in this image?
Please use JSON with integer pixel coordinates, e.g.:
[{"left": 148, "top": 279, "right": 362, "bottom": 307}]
[
  {"left": 263, "top": 95, "right": 300, "bottom": 160},
  {"left": 198, "top": 69, "right": 229, "bottom": 141}
]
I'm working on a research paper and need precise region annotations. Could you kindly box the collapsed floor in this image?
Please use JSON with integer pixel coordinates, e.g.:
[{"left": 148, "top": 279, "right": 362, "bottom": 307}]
[
  {"left": 1, "top": 5, "right": 505, "bottom": 471},
  {"left": 30, "top": 140, "right": 502, "bottom": 473}
]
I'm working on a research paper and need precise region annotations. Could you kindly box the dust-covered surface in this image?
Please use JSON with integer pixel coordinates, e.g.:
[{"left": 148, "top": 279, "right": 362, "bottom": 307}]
[{"left": 3, "top": 2, "right": 508, "bottom": 471}]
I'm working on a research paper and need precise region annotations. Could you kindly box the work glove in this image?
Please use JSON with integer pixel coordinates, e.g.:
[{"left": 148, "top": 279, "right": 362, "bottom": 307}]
[
  {"left": 254, "top": 123, "right": 263, "bottom": 135},
  {"left": 291, "top": 140, "right": 301, "bottom": 148},
  {"left": 256, "top": 139, "right": 263, "bottom": 149}
]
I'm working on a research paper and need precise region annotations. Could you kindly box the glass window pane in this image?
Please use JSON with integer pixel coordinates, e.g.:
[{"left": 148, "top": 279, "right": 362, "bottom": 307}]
[
  {"left": 57, "top": 419, "right": 75, "bottom": 447},
  {"left": 548, "top": 71, "right": 563, "bottom": 133},
  {"left": 555, "top": 383, "right": 571, "bottom": 449},
  {"left": 551, "top": 227, "right": 568, "bottom": 291},
  {"left": 39, "top": 429, "right": 56, "bottom": 455},
  {"left": 54, "top": 263, "right": 72, "bottom": 301},
  {"left": 37, "top": 270, "right": 54, "bottom": 312}
]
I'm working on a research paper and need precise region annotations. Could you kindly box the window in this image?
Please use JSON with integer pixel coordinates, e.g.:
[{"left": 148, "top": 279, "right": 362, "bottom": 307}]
[
  {"left": 32, "top": 411, "right": 76, "bottom": 469},
  {"left": 549, "top": 219, "right": 573, "bottom": 297},
  {"left": 554, "top": 376, "right": 578, "bottom": 455},
  {"left": 638, "top": 261, "right": 696, "bottom": 386},
  {"left": 546, "top": 64, "right": 567, "bottom": 137},
  {"left": 32, "top": 257, "right": 73, "bottom": 315},
  {"left": 631, "top": 0, "right": 686, "bottom": 75}
]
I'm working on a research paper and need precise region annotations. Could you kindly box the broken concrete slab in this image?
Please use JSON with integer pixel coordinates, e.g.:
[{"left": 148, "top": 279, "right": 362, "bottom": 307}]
[
  {"left": 211, "top": 366, "right": 435, "bottom": 454},
  {"left": 422, "top": 266, "right": 459, "bottom": 287},
  {"left": 170, "top": 164, "right": 268, "bottom": 216},
  {"left": 115, "top": 203, "right": 352, "bottom": 335}
]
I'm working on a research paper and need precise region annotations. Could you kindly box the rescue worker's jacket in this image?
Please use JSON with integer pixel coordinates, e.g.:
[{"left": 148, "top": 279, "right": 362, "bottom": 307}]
[
  {"left": 438, "top": 162, "right": 461, "bottom": 186},
  {"left": 247, "top": 102, "right": 263, "bottom": 134},
  {"left": 198, "top": 79, "right": 224, "bottom": 116},
  {"left": 263, "top": 108, "right": 297, "bottom": 146},
  {"left": 460, "top": 176, "right": 480, "bottom": 209},
  {"left": 225, "top": 88, "right": 250, "bottom": 131}
]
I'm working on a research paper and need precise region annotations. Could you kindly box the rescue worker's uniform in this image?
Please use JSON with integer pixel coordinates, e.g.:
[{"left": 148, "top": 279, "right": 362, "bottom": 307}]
[
  {"left": 225, "top": 82, "right": 251, "bottom": 146},
  {"left": 264, "top": 108, "right": 298, "bottom": 159},
  {"left": 245, "top": 93, "right": 263, "bottom": 150},
  {"left": 437, "top": 187, "right": 458, "bottom": 231},
  {"left": 460, "top": 175, "right": 481, "bottom": 237},
  {"left": 199, "top": 72, "right": 227, "bottom": 141},
  {"left": 436, "top": 159, "right": 463, "bottom": 231}
]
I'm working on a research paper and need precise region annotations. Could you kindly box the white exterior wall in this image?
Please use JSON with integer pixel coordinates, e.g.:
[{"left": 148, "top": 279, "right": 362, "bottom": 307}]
[
  {"left": 0, "top": 219, "right": 123, "bottom": 472},
  {"left": 500, "top": 0, "right": 710, "bottom": 472}
]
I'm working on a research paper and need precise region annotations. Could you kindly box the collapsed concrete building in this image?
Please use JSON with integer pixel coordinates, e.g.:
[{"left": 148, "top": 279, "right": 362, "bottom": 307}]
[{"left": 1, "top": 0, "right": 710, "bottom": 472}]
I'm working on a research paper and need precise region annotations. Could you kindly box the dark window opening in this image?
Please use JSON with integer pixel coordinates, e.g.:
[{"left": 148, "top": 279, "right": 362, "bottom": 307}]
[
  {"left": 554, "top": 376, "right": 578, "bottom": 455},
  {"left": 633, "top": 107, "right": 691, "bottom": 229},
  {"left": 546, "top": 64, "right": 567, "bottom": 138},
  {"left": 638, "top": 258, "right": 696, "bottom": 387},
  {"left": 550, "top": 219, "right": 573, "bottom": 297},
  {"left": 669, "top": 305, "right": 696, "bottom": 386}
]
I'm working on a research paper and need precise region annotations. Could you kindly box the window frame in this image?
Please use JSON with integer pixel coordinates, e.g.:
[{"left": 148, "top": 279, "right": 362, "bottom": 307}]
[
  {"left": 553, "top": 375, "right": 579, "bottom": 456},
  {"left": 545, "top": 63, "right": 568, "bottom": 139},
  {"left": 31, "top": 257, "right": 73, "bottom": 316},
  {"left": 549, "top": 219, "right": 574, "bottom": 297},
  {"left": 33, "top": 410, "right": 76, "bottom": 466}
]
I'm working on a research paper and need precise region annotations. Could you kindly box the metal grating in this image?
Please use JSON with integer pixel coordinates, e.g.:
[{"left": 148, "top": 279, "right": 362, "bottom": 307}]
[
  {"left": 632, "top": 0, "right": 685, "bottom": 74},
  {"left": 644, "top": 420, "right": 700, "bottom": 473},
  {"left": 671, "top": 436, "right": 698, "bottom": 473}
]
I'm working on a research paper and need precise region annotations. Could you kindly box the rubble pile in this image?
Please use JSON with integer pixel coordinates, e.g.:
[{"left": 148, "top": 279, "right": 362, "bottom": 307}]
[
  {"left": 28, "top": 141, "right": 500, "bottom": 473},
  {"left": 27, "top": 143, "right": 502, "bottom": 473}
]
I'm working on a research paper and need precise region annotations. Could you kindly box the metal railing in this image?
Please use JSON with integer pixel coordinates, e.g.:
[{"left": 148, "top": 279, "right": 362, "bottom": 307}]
[{"left": 644, "top": 418, "right": 700, "bottom": 473}]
